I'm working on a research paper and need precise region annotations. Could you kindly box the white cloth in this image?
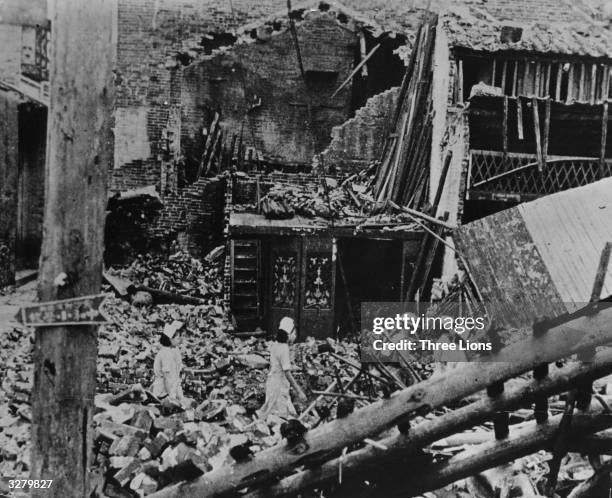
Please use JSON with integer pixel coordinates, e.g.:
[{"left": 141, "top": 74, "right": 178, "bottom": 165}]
[
  {"left": 151, "top": 346, "right": 184, "bottom": 401},
  {"left": 257, "top": 342, "right": 296, "bottom": 420}
]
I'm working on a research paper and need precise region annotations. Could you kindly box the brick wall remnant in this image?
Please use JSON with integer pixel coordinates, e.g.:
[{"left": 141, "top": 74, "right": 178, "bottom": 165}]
[
  {"left": 321, "top": 86, "right": 399, "bottom": 173},
  {"left": 180, "top": 11, "right": 359, "bottom": 168}
]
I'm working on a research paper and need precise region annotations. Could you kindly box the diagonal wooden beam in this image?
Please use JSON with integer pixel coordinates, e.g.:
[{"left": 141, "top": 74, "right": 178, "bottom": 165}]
[{"left": 149, "top": 305, "right": 612, "bottom": 498}]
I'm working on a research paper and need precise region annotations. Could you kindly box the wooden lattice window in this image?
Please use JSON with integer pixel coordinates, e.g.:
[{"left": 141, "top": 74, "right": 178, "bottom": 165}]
[{"left": 468, "top": 150, "right": 612, "bottom": 199}]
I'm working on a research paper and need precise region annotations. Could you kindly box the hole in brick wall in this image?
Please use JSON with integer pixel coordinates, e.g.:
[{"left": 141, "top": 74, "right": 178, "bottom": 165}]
[
  {"left": 319, "top": 1, "right": 331, "bottom": 11},
  {"left": 289, "top": 8, "right": 306, "bottom": 21},
  {"left": 337, "top": 12, "right": 348, "bottom": 23},
  {"left": 272, "top": 20, "right": 282, "bottom": 31},
  {"left": 351, "top": 31, "right": 407, "bottom": 110},
  {"left": 176, "top": 52, "right": 193, "bottom": 66},
  {"left": 200, "top": 32, "right": 238, "bottom": 55}
]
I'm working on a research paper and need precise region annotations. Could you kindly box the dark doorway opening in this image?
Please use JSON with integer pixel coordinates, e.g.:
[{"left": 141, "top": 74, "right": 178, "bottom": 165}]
[{"left": 16, "top": 103, "right": 47, "bottom": 270}]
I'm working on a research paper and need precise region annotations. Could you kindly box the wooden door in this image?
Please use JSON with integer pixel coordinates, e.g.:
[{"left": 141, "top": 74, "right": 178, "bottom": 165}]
[
  {"left": 299, "top": 237, "right": 335, "bottom": 340},
  {"left": 269, "top": 237, "right": 301, "bottom": 337}
]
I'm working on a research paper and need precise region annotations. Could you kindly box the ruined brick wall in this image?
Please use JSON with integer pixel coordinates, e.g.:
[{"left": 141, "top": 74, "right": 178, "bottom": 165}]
[
  {"left": 148, "top": 176, "right": 226, "bottom": 257},
  {"left": 0, "top": 93, "right": 20, "bottom": 286},
  {"left": 181, "top": 12, "right": 358, "bottom": 169},
  {"left": 320, "top": 87, "right": 399, "bottom": 173}
]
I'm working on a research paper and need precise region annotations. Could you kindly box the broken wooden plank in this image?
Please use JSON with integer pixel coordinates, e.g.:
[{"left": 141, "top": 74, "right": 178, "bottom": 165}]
[
  {"left": 590, "top": 242, "right": 612, "bottom": 302},
  {"left": 555, "top": 63, "right": 562, "bottom": 101},
  {"left": 241, "top": 349, "right": 612, "bottom": 498},
  {"left": 543, "top": 97, "right": 551, "bottom": 163},
  {"left": 567, "top": 64, "right": 575, "bottom": 102},
  {"left": 532, "top": 97, "right": 544, "bottom": 171},
  {"left": 501, "top": 60, "right": 507, "bottom": 92},
  {"left": 600, "top": 102, "right": 608, "bottom": 178},
  {"left": 135, "top": 285, "right": 207, "bottom": 305},
  {"left": 358, "top": 31, "right": 368, "bottom": 78},
  {"left": 330, "top": 44, "right": 380, "bottom": 99},
  {"left": 517, "top": 97, "right": 524, "bottom": 140},
  {"left": 148, "top": 307, "right": 612, "bottom": 498},
  {"left": 591, "top": 63, "right": 597, "bottom": 105},
  {"left": 502, "top": 96, "right": 508, "bottom": 155}
]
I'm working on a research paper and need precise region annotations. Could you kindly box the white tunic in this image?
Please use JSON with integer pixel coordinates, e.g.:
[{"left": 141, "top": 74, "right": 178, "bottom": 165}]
[{"left": 151, "top": 346, "right": 184, "bottom": 401}]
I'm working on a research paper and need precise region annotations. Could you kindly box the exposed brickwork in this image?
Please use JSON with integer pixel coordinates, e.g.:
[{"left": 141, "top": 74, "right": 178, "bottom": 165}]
[
  {"left": 181, "top": 12, "right": 358, "bottom": 168},
  {"left": 321, "top": 86, "right": 399, "bottom": 173},
  {"left": 110, "top": 160, "right": 161, "bottom": 193},
  {"left": 148, "top": 176, "right": 226, "bottom": 257}
]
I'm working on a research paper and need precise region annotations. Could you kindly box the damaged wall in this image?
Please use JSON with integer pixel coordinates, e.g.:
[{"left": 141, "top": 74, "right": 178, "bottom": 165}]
[
  {"left": 321, "top": 86, "right": 399, "bottom": 173},
  {"left": 181, "top": 11, "right": 358, "bottom": 168}
]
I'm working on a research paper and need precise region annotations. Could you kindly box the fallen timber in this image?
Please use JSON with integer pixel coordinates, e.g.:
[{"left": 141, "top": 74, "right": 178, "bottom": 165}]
[
  {"left": 149, "top": 303, "right": 612, "bottom": 498},
  {"left": 243, "top": 349, "right": 612, "bottom": 497},
  {"left": 344, "top": 403, "right": 612, "bottom": 498}
]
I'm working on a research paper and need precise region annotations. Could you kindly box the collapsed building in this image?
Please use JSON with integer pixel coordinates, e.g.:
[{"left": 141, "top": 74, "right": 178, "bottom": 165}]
[{"left": 1, "top": 0, "right": 612, "bottom": 338}]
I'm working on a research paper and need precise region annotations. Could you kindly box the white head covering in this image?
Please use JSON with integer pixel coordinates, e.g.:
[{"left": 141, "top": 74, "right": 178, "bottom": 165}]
[
  {"left": 279, "top": 316, "right": 295, "bottom": 333},
  {"left": 162, "top": 320, "right": 184, "bottom": 339}
]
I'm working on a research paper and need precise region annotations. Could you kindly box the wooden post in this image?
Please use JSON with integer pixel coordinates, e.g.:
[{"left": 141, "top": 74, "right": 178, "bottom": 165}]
[
  {"left": 30, "top": 1, "right": 115, "bottom": 497},
  {"left": 502, "top": 96, "right": 508, "bottom": 158},
  {"left": 532, "top": 97, "right": 544, "bottom": 171},
  {"left": 600, "top": 102, "right": 608, "bottom": 178},
  {"left": 543, "top": 97, "right": 551, "bottom": 164}
]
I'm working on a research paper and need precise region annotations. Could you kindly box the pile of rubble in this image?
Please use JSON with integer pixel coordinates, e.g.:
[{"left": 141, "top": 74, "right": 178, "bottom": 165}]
[
  {"left": 0, "top": 254, "right": 378, "bottom": 497},
  {"left": 107, "top": 250, "right": 224, "bottom": 304},
  {"left": 258, "top": 171, "right": 380, "bottom": 221},
  {"left": 92, "top": 311, "right": 370, "bottom": 496}
]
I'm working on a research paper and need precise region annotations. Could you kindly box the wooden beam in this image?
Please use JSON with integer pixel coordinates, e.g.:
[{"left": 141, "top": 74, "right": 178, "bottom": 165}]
[
  {"left": 502, "top": 96, "right": 508, "bottom": 155},
  {"left": 568, "top": 63, "right": 575, "bottom": 102},
  {"left": 458, "top": 59, "right": 464, "bottom": 103},
  {"left": 501, "top": 60, "right": 507, "bottom": 93},
  {"left": 579, "top": 63, "right": 586, "bottom": 101},
  {"left": 600, "top": 102, "right": 608, "bottom": 178},
  {"left": 512, "top": 60, "right": 518, "bottom": 97},
  {"left": 358, "top": 31, "right": 368, "bottom": 78},
  {"left": 532, "top": 97, "right": 543, "bottom": 171},
  {"left": 591, "top": 63, "right": 597, "bottom": 105},
  {"left": 330, "top": 44, "right": 380, "bottom": 99},
  {"left": 555, "top": 63, "right": 562, "bottom": 101},
  {"left": 242, "top": 350, "right": 612, "bottom": 498},
  {"left": 517, "top": 97, "right": 524, "bottom": 140},
  {"left": 543, "top": 97, "right": 551, "bottom": 162},
  {"left": 369, "top": 406, "right": 612, "bottom": 498},
  {"left": 30, "top": 1, "right": 115, "bottom": 496},
  {"left": 148, "top": 305, "right": 612, "bottom": 498},
  {"left": 590, "top": 242, "right": 612, "bottom": 302},
  {"left": 491, "top": 58, "right": 497, "bottom": 86}
]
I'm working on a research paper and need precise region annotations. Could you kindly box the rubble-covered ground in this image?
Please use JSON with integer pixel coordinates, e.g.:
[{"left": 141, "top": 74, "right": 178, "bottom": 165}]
[
  {"left": 0, "top": 251, "right": 374, "bottom": 497},
  {"left": 0, "top": 252, "right": 610, "bottom": 497}
]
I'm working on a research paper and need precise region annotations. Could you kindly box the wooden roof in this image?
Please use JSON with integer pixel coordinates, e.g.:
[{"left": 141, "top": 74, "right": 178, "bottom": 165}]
[{"left": 454, "top": 177, "right": 612, "bottom": 327}]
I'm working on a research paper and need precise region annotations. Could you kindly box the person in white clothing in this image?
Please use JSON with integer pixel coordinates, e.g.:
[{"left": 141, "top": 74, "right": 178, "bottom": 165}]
[
  {"left": 257, "top": 317, "right": 307, "bottom": 420},
  {"left": 152, "top": 322, "right": 184, "bottom": 404}
]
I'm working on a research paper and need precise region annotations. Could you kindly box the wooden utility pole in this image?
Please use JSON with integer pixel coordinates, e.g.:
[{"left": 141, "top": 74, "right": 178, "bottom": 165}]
[{"left": 30, "top": 1, "right": 114, "bottom": 496}]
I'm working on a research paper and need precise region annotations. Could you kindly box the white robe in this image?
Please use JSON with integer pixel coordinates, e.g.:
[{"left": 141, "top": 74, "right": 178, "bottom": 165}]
[{"left": 151, "top": 346, "right": 184, "bottom": 401}]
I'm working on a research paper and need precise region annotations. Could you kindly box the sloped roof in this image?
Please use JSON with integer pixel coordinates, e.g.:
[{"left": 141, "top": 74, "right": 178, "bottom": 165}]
[
  {"left": 454, "top": 177, "right": 612, "bottom": 327},
  {"left": 442, "top": 5, "right": 612, "bottom": 58}
]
